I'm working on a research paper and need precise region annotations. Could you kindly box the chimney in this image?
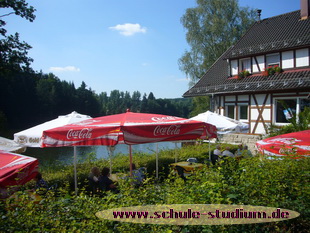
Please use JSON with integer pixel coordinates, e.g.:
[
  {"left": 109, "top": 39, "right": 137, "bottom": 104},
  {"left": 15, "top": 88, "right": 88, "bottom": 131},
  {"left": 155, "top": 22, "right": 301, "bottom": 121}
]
[
  {"left": 257, "top": 9, "right": 262, "bottom": 21},
  {"left": 300, "top": 0, "right": 310, "bottom": 19}
]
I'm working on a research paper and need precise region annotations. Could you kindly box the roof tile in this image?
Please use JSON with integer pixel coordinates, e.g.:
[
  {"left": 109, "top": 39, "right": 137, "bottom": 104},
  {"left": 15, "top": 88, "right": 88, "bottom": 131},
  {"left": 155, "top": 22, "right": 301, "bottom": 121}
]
[{"left": 184, "top": 11, "right": 310, "bottom": 97}]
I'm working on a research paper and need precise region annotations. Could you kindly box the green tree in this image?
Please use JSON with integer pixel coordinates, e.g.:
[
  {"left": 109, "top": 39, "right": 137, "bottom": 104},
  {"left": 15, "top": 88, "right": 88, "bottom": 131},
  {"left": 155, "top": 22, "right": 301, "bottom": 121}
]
[
  {"left": 0, "top": 0, "right": 36, "bottom": 71},
  {"left": 140, "top": 93, "right": 148, "bottom": 113},
  {"left": 123, "top": 91, "right": 132, "bottom": 112},
  {"left": 107, "top": 90, "right": 122, "bottom": 115},
  {"left": 179, "top": 0, "right": 257, "bottom": 116},
  {"left": 189, "top": 96, "right": 210, "bottom": 118},
  {"left": 98, "top": 91, "right": 109, "bottom": 115},
  {"left": 36, "top": 73, "right": 62, "bottom": 117},
  {"left": 179, "top": 0, "right": 257, "bottom": 85},
  {"left": 76, "top": 81, "right": 100, "bottom": 116},
  {"left": 131, "top": 91, "right": 141, "bottom": 112}
]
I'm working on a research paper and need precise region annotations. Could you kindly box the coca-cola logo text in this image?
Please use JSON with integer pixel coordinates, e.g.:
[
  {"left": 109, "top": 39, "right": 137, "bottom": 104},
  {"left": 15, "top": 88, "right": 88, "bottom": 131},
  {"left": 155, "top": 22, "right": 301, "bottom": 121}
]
[
  {"left": 154, "top": 125, "right": 181, "bottom": 136},
  {"left": 67, "top": 128, "right": 93, "bottom": 139}
]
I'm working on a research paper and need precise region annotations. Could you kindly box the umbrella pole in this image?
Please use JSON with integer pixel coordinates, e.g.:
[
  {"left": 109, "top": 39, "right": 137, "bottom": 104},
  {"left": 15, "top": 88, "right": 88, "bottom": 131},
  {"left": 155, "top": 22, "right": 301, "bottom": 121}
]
[
  {"left": 156, "top": 143, "right": 158, "bottom": 179},
  {"left": 107, "top": 146, "right": 114, "bottom": 175},
  {"left": 174, "top": 142, "right": 177, "bottom": 163},
  {"left": 209, "top": 139, "right": 211, "bottom": 161},
  {"left": 129, "top": 145, "right": 133, "bottom": 176},
  {"left": 74, "top": 146, "right": 78, "bottom": 195}
]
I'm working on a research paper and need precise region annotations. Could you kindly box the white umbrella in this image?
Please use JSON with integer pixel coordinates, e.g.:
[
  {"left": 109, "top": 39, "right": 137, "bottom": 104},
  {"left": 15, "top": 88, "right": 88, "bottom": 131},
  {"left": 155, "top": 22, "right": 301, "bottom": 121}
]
[
  {"left": 14, "top": 111, "right": 92, "bottom": 147},
  {"left": 190, "top": 111, "right": 249, "bottom": 134},
  {"left": 0, "top": 136, "right": 26, "bottom": 153},
  {"left": 13, "top": 111, "right": 92, "bottom": 195}
]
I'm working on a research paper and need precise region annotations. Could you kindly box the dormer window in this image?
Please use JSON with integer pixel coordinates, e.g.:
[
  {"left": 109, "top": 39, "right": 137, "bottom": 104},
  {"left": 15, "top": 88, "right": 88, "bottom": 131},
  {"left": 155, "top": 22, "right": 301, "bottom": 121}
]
[
  {"left": 231, "top": 60, "right": 238, "bottom": 76},
  {"left": 240, "top": 58, "right": 251, "bottom": 72},
  {"left": 266, "top": 53, "right": 280, "bottom": 67}
]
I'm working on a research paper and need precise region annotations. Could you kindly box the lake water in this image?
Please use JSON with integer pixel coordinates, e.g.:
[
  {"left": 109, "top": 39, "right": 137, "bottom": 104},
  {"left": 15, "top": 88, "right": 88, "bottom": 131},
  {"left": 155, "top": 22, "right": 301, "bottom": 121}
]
[{"left": 25, "top": 142, "right": 181, "bottom": 166}]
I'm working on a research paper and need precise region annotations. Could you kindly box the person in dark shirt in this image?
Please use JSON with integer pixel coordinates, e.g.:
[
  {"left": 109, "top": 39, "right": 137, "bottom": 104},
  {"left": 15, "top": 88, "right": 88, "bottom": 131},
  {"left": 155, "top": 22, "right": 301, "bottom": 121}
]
[
  {"left": 131, "top": 163, "right": 144, "bottom": 187},
  {"left": 35, "top": 172, "right": 48, "bottom": 190},
  {"left": 88, "top": 167, "right": 100, "bottom": 194},
  {"left": 34, "top": 172, "right": 48, "bottom": 195},
  {"left": 98, "top": 167, "right": 118, "bottom": 193}
]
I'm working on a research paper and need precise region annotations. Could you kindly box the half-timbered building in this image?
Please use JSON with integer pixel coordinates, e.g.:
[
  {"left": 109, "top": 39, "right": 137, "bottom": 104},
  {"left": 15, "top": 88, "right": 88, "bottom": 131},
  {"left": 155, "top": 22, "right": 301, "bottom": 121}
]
[{"left": 183, "top": 1, "right": 310, "bottom": 135}]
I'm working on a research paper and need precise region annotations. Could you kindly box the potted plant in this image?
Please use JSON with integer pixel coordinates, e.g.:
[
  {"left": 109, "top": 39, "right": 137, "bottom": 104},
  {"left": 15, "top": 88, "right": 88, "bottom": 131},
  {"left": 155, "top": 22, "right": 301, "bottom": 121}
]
[
  {"left": 238, "top": 70, "right": 250, "bottom": 79},
  {"left": 274, "top": 65, "right": 283, "bottom": 74},
  {"left": 265, "top": 65, "right": 283, "bottom": 76},
  {"left": 262, "top": 70, "right": 269, "bottom": 76}
]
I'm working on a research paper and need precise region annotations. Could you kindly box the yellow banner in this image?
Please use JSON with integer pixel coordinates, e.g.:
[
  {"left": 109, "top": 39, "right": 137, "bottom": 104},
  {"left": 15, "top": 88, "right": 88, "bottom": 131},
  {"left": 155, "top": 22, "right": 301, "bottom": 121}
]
[{"left": 96, "top": 204, "right": 300, "bottom": 225}]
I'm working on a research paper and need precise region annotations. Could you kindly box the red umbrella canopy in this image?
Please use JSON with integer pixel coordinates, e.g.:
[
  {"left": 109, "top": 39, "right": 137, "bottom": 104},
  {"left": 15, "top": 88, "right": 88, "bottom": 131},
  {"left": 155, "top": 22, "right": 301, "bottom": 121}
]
[
  {"left": 42, "top": 111, "right": 217, "bottom": 147},
  {"left": 0, "top": 150, "right": 38, "bottom": 198},
  {"left": 256, "top": 129, "right": 310, "bottom": 158}
]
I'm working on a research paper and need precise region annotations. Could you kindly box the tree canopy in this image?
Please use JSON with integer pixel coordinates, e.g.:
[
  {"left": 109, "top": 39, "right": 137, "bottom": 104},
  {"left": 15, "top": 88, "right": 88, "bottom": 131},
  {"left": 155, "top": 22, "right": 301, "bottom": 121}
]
[
  {"left": 0, "top": 0, "right": 36, "bottom": 71},
  {"left": 179, "top": 0, "right": 257, "bottom": 86}
]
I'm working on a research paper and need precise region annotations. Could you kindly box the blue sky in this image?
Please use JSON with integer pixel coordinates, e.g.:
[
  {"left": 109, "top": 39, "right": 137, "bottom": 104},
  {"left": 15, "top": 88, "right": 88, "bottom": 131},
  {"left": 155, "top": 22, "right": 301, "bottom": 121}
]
[{"left": 3, "top": 0, "right": 300, "bottom": 98}]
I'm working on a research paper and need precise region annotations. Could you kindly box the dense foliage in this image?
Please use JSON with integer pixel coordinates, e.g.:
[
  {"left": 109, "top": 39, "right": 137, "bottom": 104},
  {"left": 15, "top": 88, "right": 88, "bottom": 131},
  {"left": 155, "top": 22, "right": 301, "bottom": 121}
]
[
  {"left": 1, "top": 144, "right": 309, "bottom": 232},
  {"left": 0, "top": 69, "right": 193, "bottom": 135},
  {"left": 179, "top": 0, "right": 257, "bottom": 85},
  {"left": 178, "top": 0, "right": 257, "bottom": 114}
]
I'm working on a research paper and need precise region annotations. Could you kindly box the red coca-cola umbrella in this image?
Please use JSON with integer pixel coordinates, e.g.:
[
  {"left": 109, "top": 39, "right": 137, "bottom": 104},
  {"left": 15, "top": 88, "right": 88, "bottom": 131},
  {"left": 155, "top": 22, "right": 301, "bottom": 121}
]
[
  {"left": 42, "top": 110, "right": 217, "bottom": 192},
  {"left": 42, "top": 111, "right": 216, "bottom": 147},
  {"left": 256, "top": 129, "right": 310, "bottom": 159},
  {"left": 0, "top": 150, "right": 39, "bottom": 198}
]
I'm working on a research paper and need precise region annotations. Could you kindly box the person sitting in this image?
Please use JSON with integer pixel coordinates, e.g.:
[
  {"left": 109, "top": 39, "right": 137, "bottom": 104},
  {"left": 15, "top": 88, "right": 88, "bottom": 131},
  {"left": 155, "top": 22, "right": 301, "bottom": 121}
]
[
  {"left": 98, "top": 167, "right": 119, "bottom": 193},
  {"left": 242, "top": 145, "right": 253, "bottom": 157},
  {"left": 235, "top": 144, "right": 243, "bottom": 157},
  {"left": 212, "top": 145, "right": 222, "bottom": 164},
  {"left": 138, "top": 167, "right": 147, "bottom": 180},
  {"left": 175, "top": 166, "right": 186, "bottom": 181},
  {"left": 222, "top": 147, "right": 235, "bottom": 158},
  {"left": 88, "top": 167, "right": 100, "bottom": 194},
  {"left": 34, "top": 172, "right": 48, "bottom": 195},
  {"left": 131, "top": 163, "right": 144, "bottom": 187}
]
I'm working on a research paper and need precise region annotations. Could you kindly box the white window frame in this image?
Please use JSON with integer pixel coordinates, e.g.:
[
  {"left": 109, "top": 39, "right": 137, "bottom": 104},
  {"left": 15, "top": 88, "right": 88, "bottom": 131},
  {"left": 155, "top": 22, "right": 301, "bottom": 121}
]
[
  {"left": 273, "top": 97, "right": 308, "bottom": 125},
  {"left": 266, "top": 53, "right": 280, "bottom": 67},
  {"left": 240, "top": 58, "right": 251, "bottom": 72},
  {"left": 225, "top": 104, "right": 235, "bottom": 119},
  {"left": 231, "top": 60, "right": 238, "bottom": 76},
  {"left": 296, "top": 48, "right": 309, "bottom": 67},
  {"left": 281, "top": 50, "right": 294, "bottom": 69}
]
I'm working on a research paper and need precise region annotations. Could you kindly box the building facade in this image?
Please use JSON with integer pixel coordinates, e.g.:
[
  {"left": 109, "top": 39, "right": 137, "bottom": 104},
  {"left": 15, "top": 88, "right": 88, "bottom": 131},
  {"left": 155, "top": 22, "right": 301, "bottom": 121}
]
[{"left": 183, "top": 1, "right": 310, "bottom": 135}]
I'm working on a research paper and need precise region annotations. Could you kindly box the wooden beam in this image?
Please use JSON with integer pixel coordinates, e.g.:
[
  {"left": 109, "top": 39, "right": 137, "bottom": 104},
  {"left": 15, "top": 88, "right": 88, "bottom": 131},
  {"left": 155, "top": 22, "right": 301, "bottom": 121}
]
[{"left": 252, "top": 94, "right": 269, "bottom": 134}]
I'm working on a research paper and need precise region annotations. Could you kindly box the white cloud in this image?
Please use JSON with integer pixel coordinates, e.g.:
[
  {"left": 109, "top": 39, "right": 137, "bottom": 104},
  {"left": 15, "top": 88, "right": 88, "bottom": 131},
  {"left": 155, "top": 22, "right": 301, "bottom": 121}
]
[
  {"left": 109, "top": 23, "right": 147, "bottom": 36},
  {"left": 49, "top": 66, "right": 80, "bottom": 72}
]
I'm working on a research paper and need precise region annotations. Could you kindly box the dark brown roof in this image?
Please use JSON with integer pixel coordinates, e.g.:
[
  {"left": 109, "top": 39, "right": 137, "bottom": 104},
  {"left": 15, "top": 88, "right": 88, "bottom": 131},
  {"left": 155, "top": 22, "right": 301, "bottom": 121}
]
[
  {"left": 226, "top": 10, "right": 310, "bottom": 59},
  {"left": 183, "top": 10, "right": 310, "bottom": 97}
]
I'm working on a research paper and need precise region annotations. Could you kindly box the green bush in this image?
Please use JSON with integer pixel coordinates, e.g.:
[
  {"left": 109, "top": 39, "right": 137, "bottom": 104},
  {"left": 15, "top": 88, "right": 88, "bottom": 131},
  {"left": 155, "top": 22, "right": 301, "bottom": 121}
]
[{"left": 0, "top": 144, "right": 309, "bottom": 232}]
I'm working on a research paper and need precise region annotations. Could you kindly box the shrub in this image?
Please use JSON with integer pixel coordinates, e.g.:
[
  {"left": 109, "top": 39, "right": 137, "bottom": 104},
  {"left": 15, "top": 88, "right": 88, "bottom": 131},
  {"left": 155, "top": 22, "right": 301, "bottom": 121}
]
[{"left": 1, "top": 144, "right": 309, "bottom": 232}]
